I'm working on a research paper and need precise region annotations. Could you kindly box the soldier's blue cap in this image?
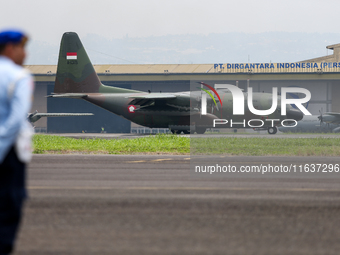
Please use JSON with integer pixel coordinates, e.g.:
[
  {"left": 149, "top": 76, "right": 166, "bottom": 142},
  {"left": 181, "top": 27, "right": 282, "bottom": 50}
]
[{"left": 0, "top": 30, "right": 28, "bottom": 44}]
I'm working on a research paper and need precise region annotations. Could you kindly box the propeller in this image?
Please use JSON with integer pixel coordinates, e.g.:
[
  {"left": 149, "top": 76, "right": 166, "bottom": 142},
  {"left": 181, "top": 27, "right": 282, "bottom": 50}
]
[
  {"left": 318, "top": 108, "right": 324, "bottom": 126},
  {"left": 318, "top": 108, "right": 332, "bottom": 129}
]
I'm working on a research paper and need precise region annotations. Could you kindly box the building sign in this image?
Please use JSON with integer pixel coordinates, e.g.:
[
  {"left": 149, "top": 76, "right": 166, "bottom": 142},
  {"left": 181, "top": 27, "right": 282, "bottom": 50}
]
[{"left": 213, "top": 62, "right": 340, "bottom": 73}]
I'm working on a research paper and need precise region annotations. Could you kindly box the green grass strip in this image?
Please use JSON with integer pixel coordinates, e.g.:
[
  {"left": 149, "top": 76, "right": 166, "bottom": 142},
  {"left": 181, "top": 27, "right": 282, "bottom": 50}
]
[
  {"left": 191, "top": 137, "right": 340, "bottom": 156},
  {"left": 33, "top": 134, "right": 190, "bottom": 154},
  {"left": 33, "top": 135, "right": 340, "bottom": 156}
]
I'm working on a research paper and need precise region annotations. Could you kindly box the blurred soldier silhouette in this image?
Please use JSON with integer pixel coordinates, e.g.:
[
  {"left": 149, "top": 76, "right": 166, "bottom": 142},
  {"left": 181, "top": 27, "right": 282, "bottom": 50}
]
[{"left": 0, "top": 29, "right": 34, "bottom": 254}]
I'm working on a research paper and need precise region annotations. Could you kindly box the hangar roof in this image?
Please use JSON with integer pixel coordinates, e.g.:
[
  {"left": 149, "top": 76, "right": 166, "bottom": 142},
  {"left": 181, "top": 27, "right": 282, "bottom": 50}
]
[
  {"left": 25, "top": 61, "right": 340, "bottom": 76},
  {"left": 326, "top": 43, "right": 340, "bottom": 50},
  {"left": 25, "top": 64, "right": 215, "bottom": 75},
  {"left": 302, "top": 43, "right": 340, "bottom": 63}
]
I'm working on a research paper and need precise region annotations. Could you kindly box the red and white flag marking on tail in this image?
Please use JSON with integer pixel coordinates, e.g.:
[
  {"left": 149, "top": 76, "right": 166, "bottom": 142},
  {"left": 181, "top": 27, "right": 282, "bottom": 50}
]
[{"left": 66, "top": 52, "right": 77, "bottom": 60}]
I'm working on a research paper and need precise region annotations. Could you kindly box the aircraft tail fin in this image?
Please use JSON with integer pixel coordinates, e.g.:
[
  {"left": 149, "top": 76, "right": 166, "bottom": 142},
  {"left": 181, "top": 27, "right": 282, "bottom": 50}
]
[{"left": 54, "top": 32, "right": 138, "bottom": 94}]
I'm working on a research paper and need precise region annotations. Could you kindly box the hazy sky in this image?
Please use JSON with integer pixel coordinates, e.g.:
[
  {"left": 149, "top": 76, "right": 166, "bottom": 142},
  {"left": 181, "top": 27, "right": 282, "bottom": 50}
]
[{"left": 2, "top": 0, "right": 339, "bottom": 44}]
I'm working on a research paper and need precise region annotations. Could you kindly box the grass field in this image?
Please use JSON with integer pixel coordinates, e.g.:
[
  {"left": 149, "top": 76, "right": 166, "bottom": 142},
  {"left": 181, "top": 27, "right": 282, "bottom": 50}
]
[
  {"left": 33, "top": 134, "right": 190, "bottom": 154},
  {"left": 33, "top": 134, "right": 340, "bottom": 156},
  {"left": 191, "top": 137, "right": 340, "bottom": 156}
]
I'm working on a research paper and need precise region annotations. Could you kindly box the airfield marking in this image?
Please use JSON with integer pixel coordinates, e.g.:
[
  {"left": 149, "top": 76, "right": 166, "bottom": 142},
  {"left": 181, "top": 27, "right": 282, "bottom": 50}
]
[
  {"left": 122, "top": 158, "right": 336, "bottom": 165},
  {"left": 126, "top": 158, "right": 190, "bottom": 163},
  {"left": 27, "top": 186, "right": 340, "bottom": 192},
  {"left": 153, "top": 158, "right": 174, "bottom": 162},
  {"left": 127, "top": 160, "right": 147, "bottom": 163}
]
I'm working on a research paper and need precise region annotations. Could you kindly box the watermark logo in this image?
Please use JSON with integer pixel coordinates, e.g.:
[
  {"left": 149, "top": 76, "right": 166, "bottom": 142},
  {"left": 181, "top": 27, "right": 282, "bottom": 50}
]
[
  {"left": 200, "top": 83, "right": 311, "bottom": 116},
  {"left": 199, "top": 82, "right": 223, "bottom": 114}
]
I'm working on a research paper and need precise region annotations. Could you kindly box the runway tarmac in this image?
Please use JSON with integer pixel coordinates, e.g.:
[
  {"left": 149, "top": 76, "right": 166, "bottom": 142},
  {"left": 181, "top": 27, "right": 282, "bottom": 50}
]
[{"left": 15, "top": 154, "right": 340, "bottom": 254}]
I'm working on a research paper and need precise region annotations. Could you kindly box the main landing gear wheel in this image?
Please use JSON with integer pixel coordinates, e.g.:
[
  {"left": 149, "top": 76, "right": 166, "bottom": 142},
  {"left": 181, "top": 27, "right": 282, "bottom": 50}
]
[
  {"left": 267, "top": 126, "right": 277, "bottom": 135},
  {"left": 171, "top": 129, "right": 190, "bottom": 134},
  {"left": 195, "top": 127, "right": 206, "bottom": 134},
  {"left": 170, "top": 129, "right": 178, "bottom": 134}
]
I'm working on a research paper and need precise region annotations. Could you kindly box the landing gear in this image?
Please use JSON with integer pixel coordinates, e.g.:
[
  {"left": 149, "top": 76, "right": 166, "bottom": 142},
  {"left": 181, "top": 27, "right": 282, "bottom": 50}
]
[
  {"left": 170, "top": 129, "right": 178, "bottom": 134},
  {"left": 195, "top": 127, "right": 206, "bottom": 134},
  {"left": 171, "top": 129, "right": 190, "bottom": 134},
  {"left": 169, "top": 127, "right": 206, "bottom": 134},
  {"left": 267, "top": 126, "right": 277, "bottom": 135}
]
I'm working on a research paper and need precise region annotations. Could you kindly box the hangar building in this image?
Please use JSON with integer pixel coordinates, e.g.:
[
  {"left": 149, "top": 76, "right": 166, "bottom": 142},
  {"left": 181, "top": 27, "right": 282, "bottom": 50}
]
[{"left": 27, "top": 43, "right": 340, "bottom": 133}]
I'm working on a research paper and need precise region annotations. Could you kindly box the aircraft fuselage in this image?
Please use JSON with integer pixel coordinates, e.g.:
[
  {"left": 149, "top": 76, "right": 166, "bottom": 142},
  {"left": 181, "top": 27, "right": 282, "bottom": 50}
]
[{"left": 83, "top": 90, "right": 302, "bottom": 129}]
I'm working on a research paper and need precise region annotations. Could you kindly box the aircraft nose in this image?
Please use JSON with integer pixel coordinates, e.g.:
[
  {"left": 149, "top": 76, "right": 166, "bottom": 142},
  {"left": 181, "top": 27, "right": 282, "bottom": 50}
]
[{"left": 286, "top": 108, "right": 303, "bottom": 121}]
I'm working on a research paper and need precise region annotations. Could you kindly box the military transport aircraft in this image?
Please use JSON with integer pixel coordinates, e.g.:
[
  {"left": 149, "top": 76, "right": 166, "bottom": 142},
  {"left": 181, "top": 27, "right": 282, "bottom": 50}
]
[
  {"left": 279, "top": 111, "right": 340, "bottom": 133},
  {"left": 49, "top": 32, "right": 304, "bottom": 134},
  {"left": 28, "top": 110, "right": 93, "bottom": 124},
  {"left": 278, "top": 115, "right": 339, "bottom": 133},
  {"left": 318, "top": 111, "right": 340, "bottom": 128}
]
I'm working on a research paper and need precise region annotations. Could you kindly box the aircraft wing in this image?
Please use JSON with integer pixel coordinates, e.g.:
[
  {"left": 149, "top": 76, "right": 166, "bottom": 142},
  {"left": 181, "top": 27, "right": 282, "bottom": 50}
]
[
  {"left": 28, "top": 112, "right": 93, "bottom": 123},
  {"left": 48, "top": 93, "right": 88, "bottom": 98},
  {"left": 324, "top": 112, "right": 340, "bottom": 117},
  {"left": 33, "top": 113, "right": 93, "bottom": 117}
]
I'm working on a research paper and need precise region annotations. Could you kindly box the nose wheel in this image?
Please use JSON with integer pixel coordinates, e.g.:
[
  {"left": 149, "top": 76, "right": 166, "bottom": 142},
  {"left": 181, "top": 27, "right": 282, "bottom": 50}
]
[{"left": 267, "top": 126, "right": 277, "bottom": 135}]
